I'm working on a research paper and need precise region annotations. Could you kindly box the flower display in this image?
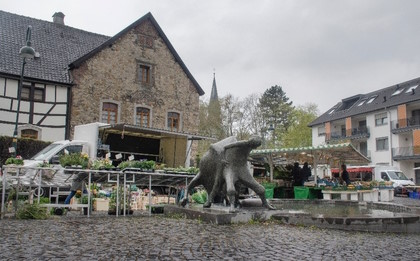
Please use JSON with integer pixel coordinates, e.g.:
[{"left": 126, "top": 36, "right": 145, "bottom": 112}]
[
  {"left": 59, "top": 152, "right": 90, "bottom": 169},
  {"left": 91, "top": 158, "right": 114, "bottom": 170},
  {"left": 5, "top": 155, "right": 24, "bottom": 165}
]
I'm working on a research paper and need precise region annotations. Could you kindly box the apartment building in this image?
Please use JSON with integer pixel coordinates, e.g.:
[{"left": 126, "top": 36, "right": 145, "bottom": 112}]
[{"left": 309, "top": 77, "right": 420, "bottom": 184}]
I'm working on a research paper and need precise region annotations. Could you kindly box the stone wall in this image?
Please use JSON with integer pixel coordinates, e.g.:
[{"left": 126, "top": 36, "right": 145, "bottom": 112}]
[{"left": 70, "top": 18, "right": 200, "bottom": 136}]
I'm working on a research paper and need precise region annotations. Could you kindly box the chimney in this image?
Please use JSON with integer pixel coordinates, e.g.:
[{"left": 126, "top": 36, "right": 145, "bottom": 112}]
[{"left": 52, "top": 12, "right": 65, "bottom": 25}]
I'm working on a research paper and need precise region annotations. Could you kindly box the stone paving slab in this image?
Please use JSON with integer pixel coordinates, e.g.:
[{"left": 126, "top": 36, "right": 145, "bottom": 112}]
[
  {"left": 1, "top": 212, "right": 420, "bottom": 260},
  {"left": 1, "top": 196, "right": 420, "bottom": 260}
]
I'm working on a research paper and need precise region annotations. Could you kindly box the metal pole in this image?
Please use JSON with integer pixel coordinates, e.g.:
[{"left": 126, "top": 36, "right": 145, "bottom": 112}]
[
  {"left": 88, "top": 171, "right": 91, "bottom": 217},
  {"left": 1, "top": 167, "right": 6, "bottom": 219},
  {"left": 148, "top": 174, "right": 152, "bottom": 216},
  {"left": 37, "top": 169, "right": 42, "bottom": 204},
  {"left": 12, "top": 58, "right": 27, "bottom": 157},
  {"left": 123, "top": 172, "right": 126, "bottom": 216},
  {"left": 116, "top": 173, "right": 119, "bottom": 217},
  {"left": 15, "top": 168, "right": 20, "bottom": 214}
]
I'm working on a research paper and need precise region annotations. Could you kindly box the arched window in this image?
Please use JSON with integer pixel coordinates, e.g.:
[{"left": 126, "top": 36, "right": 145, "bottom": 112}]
[
  {"left": 21, "top": 129, "right": 38, "bottom": 139},
  {"left": 102, "top": 102, "right": 118, "bottom": 124},
  {"left": 136, "top": 107, "right": 150, "bottom": 127},
  {"left": 167, "top": 112, "right": 180, "bottom": 131}
]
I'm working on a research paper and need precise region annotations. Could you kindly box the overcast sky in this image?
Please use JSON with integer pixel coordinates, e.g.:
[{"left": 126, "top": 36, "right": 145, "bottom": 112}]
[{"left": 2, "top": 0, "right": 420, "bottom": 113}]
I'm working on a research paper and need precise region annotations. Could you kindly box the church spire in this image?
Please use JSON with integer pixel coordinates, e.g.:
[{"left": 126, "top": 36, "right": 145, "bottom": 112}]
[{"left": 210, "top": 71, "right": 219, "bottom": 102}]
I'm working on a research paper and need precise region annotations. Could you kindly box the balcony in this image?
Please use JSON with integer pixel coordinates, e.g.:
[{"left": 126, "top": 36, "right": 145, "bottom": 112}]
[
  {"left": 391, "top": 117, "right": 420, "bottom": 134},
  {"left": 392, "top": 146, "right": 420, "bottom": 161},
  {"left": 326, "top": 126, "right": 370, "bottom": 141}
]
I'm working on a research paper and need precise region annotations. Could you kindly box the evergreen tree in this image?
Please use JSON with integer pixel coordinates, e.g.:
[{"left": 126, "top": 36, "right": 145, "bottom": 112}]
[{"left": 259, "top": 85, "right": 294, "bottom": 147}]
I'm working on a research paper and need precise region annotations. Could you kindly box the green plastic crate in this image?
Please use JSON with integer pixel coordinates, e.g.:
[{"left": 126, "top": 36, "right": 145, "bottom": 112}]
[
  {"left": 294, "top": 186, "right": 309, "bottom": 199},
  {"left": 265, "top": 188, "right": 274, "bottom": 199}
]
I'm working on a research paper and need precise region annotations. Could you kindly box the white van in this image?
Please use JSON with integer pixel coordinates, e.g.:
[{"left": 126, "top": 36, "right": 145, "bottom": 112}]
[{"left": 373, "top": 166, "right": 415, "bottom": 188}]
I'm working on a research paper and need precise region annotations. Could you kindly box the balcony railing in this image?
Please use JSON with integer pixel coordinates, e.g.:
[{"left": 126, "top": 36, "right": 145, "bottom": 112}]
[
  {"left": 392, "top": 146, "right": 420, "bottom": 161},
  {"left": 326, "top": 126, "right": 369, "bottom": 141},
  {"left": 391, "top": 117, "right": 420, "bottom": 133}
]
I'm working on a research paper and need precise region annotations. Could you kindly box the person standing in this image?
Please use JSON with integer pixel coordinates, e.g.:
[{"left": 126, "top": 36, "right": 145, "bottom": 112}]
[
  {"left": 341, "top": 164, "right": 351, "bottom": 185},
  {"left": 292, "top": 162, "right": 303, "bottom": 186},
  {"left": 302, "top": 162, "right": 311, "bottom": 182}
]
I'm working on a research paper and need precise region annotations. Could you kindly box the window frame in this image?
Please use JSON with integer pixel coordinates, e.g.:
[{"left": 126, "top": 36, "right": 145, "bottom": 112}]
[
  {"left": 167, "top": 111, "right": 181, "bottom": 132},
  {"left": 135, "top": 106, "right": 151, "bottom": 127},
  {"left": 375, "top": 113, "right": 388, "bottom": 126},
  {"left": 376, "top": 137, "right": 389, "bottom": 151},
  {"left": 318, "top": 126, "right": 326, "bottom": 137},
  {"left": 137, "top": 61, "right": 154, "bottom": 87},
  {"left": 20, "top": 84, "right": 45, "bottom": 102},
  {"left": 101, "top": 101, "right": 119, "bottom": 124}
]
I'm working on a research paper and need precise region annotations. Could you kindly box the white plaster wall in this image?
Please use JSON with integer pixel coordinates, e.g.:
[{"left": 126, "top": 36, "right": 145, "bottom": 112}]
[
  {"left": 40, "top": 127, "right": 65, "bottom": 142},
  {"left": 311, "top": 125, "right": 326, "bottom": 146},
  {"left": 5, "top": 79, "right": 18, "bottom": 97}
]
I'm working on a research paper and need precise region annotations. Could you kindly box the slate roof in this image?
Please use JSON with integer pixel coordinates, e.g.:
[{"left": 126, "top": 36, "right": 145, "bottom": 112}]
[
  {"left": 0, "top": 11, "right": 205, "bottom": 95},
  {"left": 308, "top": 76, "right": 420, "bottom": 127},
  {"left": 0, "top": 10, "right": 109, "bottom": 84}
]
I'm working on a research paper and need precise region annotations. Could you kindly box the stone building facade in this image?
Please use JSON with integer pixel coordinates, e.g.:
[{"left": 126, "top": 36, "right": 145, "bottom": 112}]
[{"left": 69, "top": 17, "right": 201, "bottom": 135}]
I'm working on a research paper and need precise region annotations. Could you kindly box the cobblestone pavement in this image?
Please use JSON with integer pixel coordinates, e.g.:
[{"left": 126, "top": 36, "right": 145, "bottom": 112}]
[{"left": 1, "top": 197, "right": 420, "bottom": 260}]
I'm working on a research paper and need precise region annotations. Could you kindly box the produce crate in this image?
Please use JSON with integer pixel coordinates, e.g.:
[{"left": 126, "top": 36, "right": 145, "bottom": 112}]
[
  {"left": 308, "top": 187, "right": 323, "bottom": 199},
  {"left": 294, "top": 186, "right": 309, "bottom": 199},
  {"left": 262, "top": 183, "right": 276, "bottom": 199}
]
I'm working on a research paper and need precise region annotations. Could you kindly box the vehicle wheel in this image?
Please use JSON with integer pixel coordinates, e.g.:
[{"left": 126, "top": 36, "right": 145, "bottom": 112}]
[{"left": 34, "top": 187, "right": 48, "bottom": 197}]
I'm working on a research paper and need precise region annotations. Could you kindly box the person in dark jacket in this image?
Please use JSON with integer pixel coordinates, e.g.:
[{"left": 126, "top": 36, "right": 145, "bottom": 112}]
[
  {"left": 302, "top": 162, "right": 311, "bottom": 182},
  {"left": 341, "top": 164, "right": 351, "bottom": 185},
  {"left": 292, "top": 162, "right": 303, "bottom": 186}
]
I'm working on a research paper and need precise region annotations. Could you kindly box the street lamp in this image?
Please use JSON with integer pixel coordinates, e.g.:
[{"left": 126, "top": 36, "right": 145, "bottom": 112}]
[{"left": 11, "top": 26, "right": 36, "bottom": 157}]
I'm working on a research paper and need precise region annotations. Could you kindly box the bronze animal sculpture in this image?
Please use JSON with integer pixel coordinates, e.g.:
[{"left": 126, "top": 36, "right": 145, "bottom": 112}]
[{"left": 180, "top": 136, "right": 275, "bottom": 212}]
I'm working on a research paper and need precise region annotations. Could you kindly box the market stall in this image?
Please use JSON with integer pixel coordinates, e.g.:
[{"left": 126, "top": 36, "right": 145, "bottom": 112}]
[
  {"left": 250, "top": 142, "right": 371, "bottom": 185},
  {"left": 1, "top": 166, "right": 195, "bottom": 219}
]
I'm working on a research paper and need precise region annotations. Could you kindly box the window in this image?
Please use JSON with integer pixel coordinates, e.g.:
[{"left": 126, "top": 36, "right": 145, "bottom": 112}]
[
  {"left": 375, "top": 113, "right": 388, "bottom": 126},
  {"left": 102, "top": 102, "right": 118, "bottom": 124},
  {"left": 376, "top": 137, "right": 389, "bottom": 151},
  {"left": 366, "top": 96, "right": 377, "bottom": 104},
  {"left": 139, "top": 65, "right": 150, "bottom": 84},
  {"left": 57, "top": 145, "right": 83, "bottom": 156},
  {"left": 391, "top": 88, "right": 404, "bottom": 96},
  {"left": 20, "top": 85, "right": 45, "bottom": 102},
  {"left": 357, "top": 99, "right": 367, "bottom": 106},
  {"left": 406, "top": 85, "right": 418, "bottom": 94},
  {"left": 167, "top": 112, "right": 180, "bottom": 131},
  {"left": 21, "top": 129, "right": 38, "bottom": 139},
  {"left": 318, "top": 126, "right": 325, "bottom": 136},
  {"left": 328, "top": 109, "right": 335, "bottom": 114},
  {"left": 136, "top": 107, "right": 150, "bottom": 127}
]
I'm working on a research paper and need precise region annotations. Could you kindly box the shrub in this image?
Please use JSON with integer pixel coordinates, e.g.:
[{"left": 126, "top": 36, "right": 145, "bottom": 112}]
[
  {"left": 0, "top": 136, "right": 50, "bottom": 165},
  {"left": 16, "top": 203, "right": 49, "bottom": 220}
]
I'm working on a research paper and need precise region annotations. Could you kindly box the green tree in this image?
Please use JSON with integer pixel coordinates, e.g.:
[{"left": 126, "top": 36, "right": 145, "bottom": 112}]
[
  {"left": 220, "top": 94, "right": 241, "bottom": 137},
  {"left": 283, "top": 103, "right": 319, "bottom": 147},
  {"left": 259, "top": 85, "right": 294, "bottom": 147}
]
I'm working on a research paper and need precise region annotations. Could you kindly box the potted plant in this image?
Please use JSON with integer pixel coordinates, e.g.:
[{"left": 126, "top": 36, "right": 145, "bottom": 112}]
[
  {"left": 81, "top": 195, "right": 91, "bottom": 215},
  {"left": 4, "top": 155, "right": 24, "bottom": 175},
  {"left": 37, "top": 160, "right": 55, "bottom": 180},
  {"left": 59, "top": 152, "right": 90, "bottom": 170},
  {"left": 91, "top": 158, "right": 114, "bottom": 170}
]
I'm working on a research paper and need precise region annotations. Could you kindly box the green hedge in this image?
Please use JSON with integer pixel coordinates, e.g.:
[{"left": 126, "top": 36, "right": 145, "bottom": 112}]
[{"left": 0, "top": 136, "right": 51, "bottom": 165}]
